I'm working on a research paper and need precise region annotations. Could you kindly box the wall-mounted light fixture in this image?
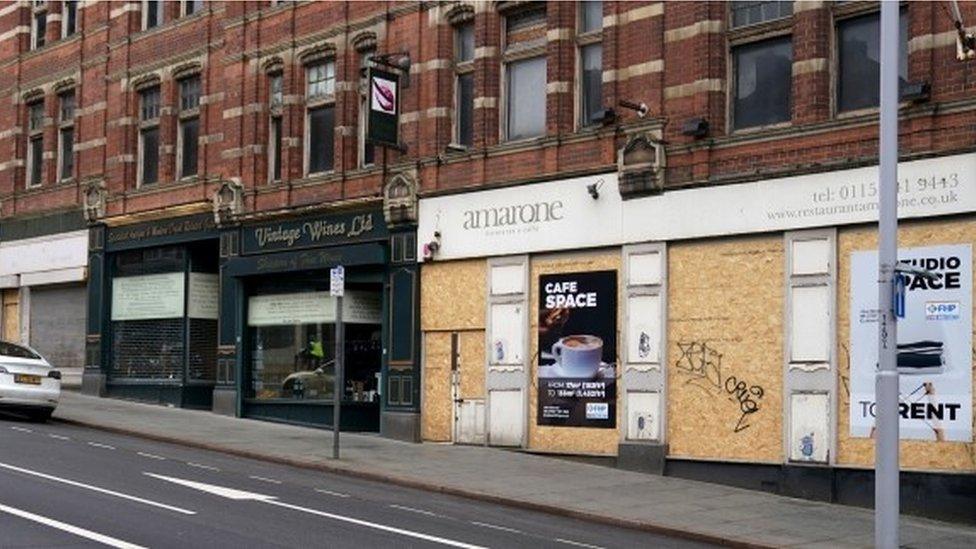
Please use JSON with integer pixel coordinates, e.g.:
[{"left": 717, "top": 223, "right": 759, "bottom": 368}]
[{"left": 618, "top": 99, "right": 648, "bottom": 119}]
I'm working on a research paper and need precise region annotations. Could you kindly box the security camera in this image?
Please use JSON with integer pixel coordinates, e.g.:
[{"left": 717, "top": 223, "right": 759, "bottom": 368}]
[
  {"left": 586, "top": 178, "right": 604, "bottom": 200},
  {"left": 422, "top": 231, "right": 441, "bottom": 261}
]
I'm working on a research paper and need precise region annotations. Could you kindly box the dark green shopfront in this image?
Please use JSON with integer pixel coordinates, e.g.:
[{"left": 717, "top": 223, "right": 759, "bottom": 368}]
[{"left": 83, "top": 206, "right": 422, "bottom": 440}]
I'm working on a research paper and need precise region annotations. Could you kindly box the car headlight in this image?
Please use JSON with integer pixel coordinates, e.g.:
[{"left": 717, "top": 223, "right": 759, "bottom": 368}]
[{"left": 48, "top": 370, "right": 62, "bottom": 380}]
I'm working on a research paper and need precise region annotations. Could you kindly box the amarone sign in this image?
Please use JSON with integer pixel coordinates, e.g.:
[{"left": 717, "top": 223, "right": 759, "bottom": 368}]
[{"left": 418, "top": 153, "right": 976, "bottom": 260}]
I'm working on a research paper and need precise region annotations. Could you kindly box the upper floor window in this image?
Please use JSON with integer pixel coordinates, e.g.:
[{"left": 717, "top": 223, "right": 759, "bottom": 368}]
[
  {"left": 183, "top": 0, "right": 203, "bottom": 16},
  {"left": 57, "top": 90, "right": 75, "bottom": 182},
  {"left": 138, "top": 86, "right": 161, "bottom": 186},
  {"left": 143, "top": 0, "right": 164, "bottom": 30},
  {"left": 31, "top": 1, "right": 47, "bottom": 50},
  {"left": 177, "top": 76, "right": 200, "bottom": 178},
  {"left": 27, "top": 101, "right": 45, "bottom": 188},
  {"left": 837, "top": 10, "right": 908, "bottom": 113},
  {"left": 577, "top": 1, "right": 603, "bottom": 127},
  {"left": 305, "top": 60, "right": 336, "bottom": 174},
  {"left": 62, "top": 0, "right": 78, "bottom": 38},
  {"left": 306, "top": 60, "right": 336, "bottom": 100},
  {"left": 269, "top": 73, "right": 283, "bottom": 107},
  {"left": 503, "top": 4, "right": 547, "bottom": 141},
  {"left": 730, "top": 1, "right": 793, "bottom": 28},
  {"left": 453, "top": 21, "right": 475, "bottom": 147},
  {"left": 732, "top": 36, "right": 793, "bottom": 129}
]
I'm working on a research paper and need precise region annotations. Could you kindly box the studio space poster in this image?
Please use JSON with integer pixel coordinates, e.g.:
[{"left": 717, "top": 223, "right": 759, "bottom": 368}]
[
  {"left": 850, "top": 244, "right": 972, "bottom": 441},
  {"left": 537, "top": 270, "right": 616, "bottom": 428}
]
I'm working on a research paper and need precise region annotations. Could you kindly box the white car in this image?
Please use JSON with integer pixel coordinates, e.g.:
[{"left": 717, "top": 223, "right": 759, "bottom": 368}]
[{"left": 0, "top": 341, "right": 61, "bottom": 422}]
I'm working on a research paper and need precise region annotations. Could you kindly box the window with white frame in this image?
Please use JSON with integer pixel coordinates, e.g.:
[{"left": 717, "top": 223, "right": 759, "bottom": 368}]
[
  {"left": 453, "top": 20, "right": 474, "bottom": 147},
  {"left": 577, "top": 1, "right": 603, "bottom": 127},
  {"left": 268, "top": 72, "right": 283, "bottom": 182},
  {"left": 177, "top": 76, "right": 200, "bottom": 179},
  {"left": 138, "top": 86, "right": 160, "bottom": 186},
  {"left": 358, "top": 51, "right": 376, "bottom": 167},
  {"left": 31, "top": 1, "right": 47, "bottom": 50},
  {"left": 57, "top": 90, "right": 75, "bottom": 182},
  {"left": 502, "top": 5, "right": 547, "bottom": 141},
  {"left": 143, "top": 0, "right": 164, "bottom": 30},
  {"left": 62, "top": 0, "right": 78, "bottom": 38},
  {"left": 305, "top": 60, "right": 335, "bottom": 174},
  {"left": 26, "top": 100, "right": 44, "bottom": 188},
  {"left": 728, "top": 1, "right": 793, "bottom": 130},
  {"left": 836, "top": 9, "right": 908, "bottom": 113}
]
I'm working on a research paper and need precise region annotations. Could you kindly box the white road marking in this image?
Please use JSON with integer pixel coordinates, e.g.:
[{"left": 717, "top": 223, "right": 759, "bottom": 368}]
[
  {"left": 249, "top": 475, "right": 282, "bottom": 484},
  {"left": 470, "top": 521, "right": 522, "bottom": 534},
  {"left": 186, "top": 462, "right": 220, "bottom": 471},
  {"left": 9, "top": 426, "right": 33, "bottom": 433},
  {"left": 48, "top": 434, "right": 70, "bottom": 441},
  {"left": 314, "top": 489, "right": 350, "bottom": 498},
  {"left": 87, "top": 442, "right": 116, "bottom": 450},
  {"left": 0, "top": 502, "right": 146, "bottom": 549},
  {"left": 389, "top": 504, "right": 441, "bottom": 517},
  {"left": 136, "top": 452, "right": 166, "bottom": 461},
  {"left": 471, "top": 520, "right": 522, "bottom": 534},
  {"left": 146, "top": 473, "right": 485, "bottom": 548},
  {"left": 0, "top": 462, "right": 195, "bottom": 515},
  {"left": 554, "top": 539, "right": 605, "bottom": 549}
]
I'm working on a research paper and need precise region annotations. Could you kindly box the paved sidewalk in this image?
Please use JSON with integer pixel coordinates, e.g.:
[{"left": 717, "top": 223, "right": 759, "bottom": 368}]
[{"left": 52, "top": 392, "right": 976, "bottom": 548}]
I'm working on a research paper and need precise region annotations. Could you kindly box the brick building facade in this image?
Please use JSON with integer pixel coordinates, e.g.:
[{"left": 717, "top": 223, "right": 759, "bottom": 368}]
[{"left": 1, "top": 0, "right": 975, "bottom": 518}]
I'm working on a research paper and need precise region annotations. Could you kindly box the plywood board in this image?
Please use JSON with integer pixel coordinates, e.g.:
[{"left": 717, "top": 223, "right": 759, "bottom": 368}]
[
  {"left": 528, "top": 251, "right": 621, "bottom": 456},
  {"left": 421, "top": 331, "right": 452, "bottom": 442},
  {"left": 459, "top": 330, "right": 486, "bottom": 400},
  {"left": 421, "top": 259, "right": 486, "bottom": 331},
  {"left": 2, "top": 289, "right": 19, "bottom": 342},
  {"left": 667, "top": 235, "right": 784, "bottom": 462},
  {"left": 837, "top": 219, "right": 976, "bottom": 472}
]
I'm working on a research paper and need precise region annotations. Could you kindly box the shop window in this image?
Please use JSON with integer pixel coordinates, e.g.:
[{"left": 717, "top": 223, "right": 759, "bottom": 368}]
[
  {"left": 62, "top": 0, "right": 78, "bottom": 38},
  {"left": 57, "top": 90, "right": 75, "bottom": 182},
  {"left": 731, "top": 36, "right": 792, "bottom": 129},
  {"left": 730, "top": 1, "right": 793, "bottom": 28},
  {"left": 26, "top": 101, "right": 44, "bottom": 188},
  {"left": 502, "top": 5, "right": 547, "bottom": 141},
  {"left": 305, "top": 60, "right": 335, "bottom": 175},
  {"left": 837, "top": 10, "right": 908, "bottom": 113},
  {"left": 453, "top": 21, "right": 475, "bottom": 147},
  {"left": 577, "top": 1, "right": 603, "bottom": 127},
  {"left": 138, "top": 86, "right": 161, "bottom": 186},
  {"left": 177, "top": 76, "right": 200, "bottom": 179},
  {"left": 143, "top": 0, "right": 164, "bottom": 30},
  {"left": 31, "top": 1, "right": 47, "bottom": 50}
]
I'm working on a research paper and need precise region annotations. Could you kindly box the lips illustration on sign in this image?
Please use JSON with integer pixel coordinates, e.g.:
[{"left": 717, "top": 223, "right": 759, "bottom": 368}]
[{"left": 371, "top": 77, "right": 396, "bottom": 114}]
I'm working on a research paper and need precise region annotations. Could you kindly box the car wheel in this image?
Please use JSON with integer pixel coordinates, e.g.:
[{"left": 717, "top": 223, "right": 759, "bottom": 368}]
[{"left": 28, "top": 409, "right": 53, "bottom": 423}]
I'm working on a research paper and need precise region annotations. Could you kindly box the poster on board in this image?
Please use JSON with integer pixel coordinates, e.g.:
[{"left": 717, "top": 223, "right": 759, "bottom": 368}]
[
  {"left": 849, "top": 244, "right": 972, "bottom": 441},
  {"left": 537, "top": 270, "right": 616, "bottom": 428}
]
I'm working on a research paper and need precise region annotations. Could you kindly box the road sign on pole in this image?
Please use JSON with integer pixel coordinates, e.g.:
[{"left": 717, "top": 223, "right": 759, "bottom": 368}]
[{"left": 330, "top": 266, "right": 345, "bottom": 459}]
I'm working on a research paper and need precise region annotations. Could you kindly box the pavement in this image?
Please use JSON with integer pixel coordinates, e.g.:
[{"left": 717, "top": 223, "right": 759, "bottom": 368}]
[{"left": 51, "top": 391, "right": 976, "bottom": 549}]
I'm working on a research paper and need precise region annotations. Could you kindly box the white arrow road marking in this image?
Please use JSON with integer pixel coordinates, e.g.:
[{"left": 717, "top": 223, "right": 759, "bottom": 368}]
[
  {"left": 145, "top": 473, "right": 486, "bottom": 548},
  {"left": 0, "top": 502, "right": 147, "bottom": 549},
  {"left": 0, "top": 462, "right": 195, "bottom": 515}
]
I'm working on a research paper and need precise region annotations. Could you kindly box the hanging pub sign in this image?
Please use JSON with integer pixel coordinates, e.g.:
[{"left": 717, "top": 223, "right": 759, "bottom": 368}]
[
  {"left": 367, "top": 67, "right": 400, "bottom": 147},
  {"left": 537, "top": 270, "right": 617, "bottom": 428}
]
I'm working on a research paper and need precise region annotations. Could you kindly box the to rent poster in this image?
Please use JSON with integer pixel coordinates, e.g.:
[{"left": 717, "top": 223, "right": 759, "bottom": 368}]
[
  {"left": 537, "top": 270, "right": 616, "bottom": 428},
  {"left": 850, "top": 244, "right": 972, "bottom": 441}
]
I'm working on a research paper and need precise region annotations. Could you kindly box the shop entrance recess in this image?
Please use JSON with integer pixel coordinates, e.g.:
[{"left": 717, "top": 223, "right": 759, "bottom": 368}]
[{"left": 451, "top": 332, "right": 485, "bottom": 444}]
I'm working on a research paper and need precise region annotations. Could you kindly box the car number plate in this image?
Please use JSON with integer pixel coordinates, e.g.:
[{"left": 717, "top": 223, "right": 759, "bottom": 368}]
[{"left": 14, "top": 374, "right": 41, "bottom": 385}]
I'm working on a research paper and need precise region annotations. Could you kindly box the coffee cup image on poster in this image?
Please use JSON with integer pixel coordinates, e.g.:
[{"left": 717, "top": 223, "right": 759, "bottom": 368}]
[
  {"left": 537, "top": 270, "right": 616, "bottom": 428},
  {"left": 849, "top": 244, "right": 972, "bottom": 441}
]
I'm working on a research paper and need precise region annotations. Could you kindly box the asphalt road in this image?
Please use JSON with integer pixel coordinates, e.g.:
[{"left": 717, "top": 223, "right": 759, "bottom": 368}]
[{"left": 0, "top": 414, "right": 715, "bottom": 549}]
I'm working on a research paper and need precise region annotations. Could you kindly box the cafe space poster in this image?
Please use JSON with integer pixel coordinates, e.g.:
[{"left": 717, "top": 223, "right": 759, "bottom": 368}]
[
  {"left": 849, "top": 244, "right": 972, "bottom": 441},
  {"left": 537, "top": 270, "right": 616, "bottom": 428}
]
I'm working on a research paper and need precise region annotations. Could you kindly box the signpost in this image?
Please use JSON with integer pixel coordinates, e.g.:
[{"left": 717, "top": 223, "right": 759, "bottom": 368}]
[{"left": 330, "top": 265, "right": 345, "bottom": 459}]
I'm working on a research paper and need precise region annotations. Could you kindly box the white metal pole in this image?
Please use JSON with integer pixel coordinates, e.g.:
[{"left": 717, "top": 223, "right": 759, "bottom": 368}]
[
  {"left": 876, "top": 2, "right": 900, "bottom": 547},
  {"left": 333, "top": 295, "right": 343, "bottom": 459}
]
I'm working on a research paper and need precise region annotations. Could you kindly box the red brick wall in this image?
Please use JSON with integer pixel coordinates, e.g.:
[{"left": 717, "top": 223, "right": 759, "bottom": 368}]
[{"left": 1, "top": 1, "right": 975, "bottom": 223}]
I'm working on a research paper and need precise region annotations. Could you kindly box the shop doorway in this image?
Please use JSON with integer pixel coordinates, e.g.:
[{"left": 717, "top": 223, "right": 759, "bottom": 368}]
[{"left": 451, "top": 332, "right": 486, "bottom": 445}]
